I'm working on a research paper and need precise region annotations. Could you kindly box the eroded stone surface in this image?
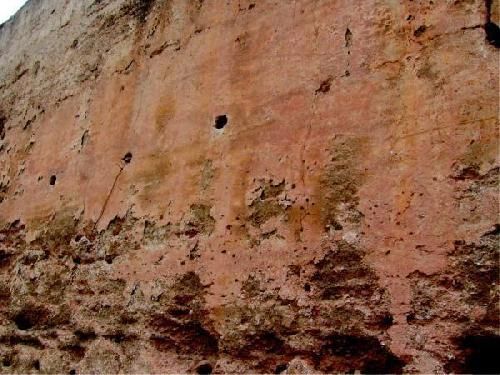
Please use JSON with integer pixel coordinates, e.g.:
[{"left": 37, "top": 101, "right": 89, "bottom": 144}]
[{"left": 0, "top": 0, "right": 498, "bottom": 373}]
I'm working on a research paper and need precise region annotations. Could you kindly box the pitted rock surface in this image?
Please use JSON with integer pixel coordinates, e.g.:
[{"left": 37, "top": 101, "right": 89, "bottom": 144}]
[{"left": 0, "top": 0, "right": 498, "bottom": 373}]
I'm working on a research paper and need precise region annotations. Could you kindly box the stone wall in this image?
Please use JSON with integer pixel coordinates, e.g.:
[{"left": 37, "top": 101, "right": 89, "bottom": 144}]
[{"left": 0, "top": 0, "right": 498, "bottom": 373}]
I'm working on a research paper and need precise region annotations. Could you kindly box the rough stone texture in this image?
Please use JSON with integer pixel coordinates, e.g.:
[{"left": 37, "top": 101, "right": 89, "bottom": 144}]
[{"left": 0, "top": 0, "right": 498, "bottom": 373}]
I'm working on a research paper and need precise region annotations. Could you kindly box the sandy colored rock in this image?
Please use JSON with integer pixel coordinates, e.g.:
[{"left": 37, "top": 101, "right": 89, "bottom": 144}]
[{"left": 0, "top": 0, "right": 498, "bottom": 373}]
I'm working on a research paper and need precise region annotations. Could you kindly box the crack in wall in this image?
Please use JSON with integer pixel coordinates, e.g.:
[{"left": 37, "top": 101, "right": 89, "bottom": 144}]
[{"left": 93, "top": 164, "right": 126, "bottom": 230}]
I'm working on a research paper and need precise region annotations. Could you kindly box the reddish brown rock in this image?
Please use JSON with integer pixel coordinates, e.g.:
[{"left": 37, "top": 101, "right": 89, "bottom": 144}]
[{"left": 0, "top": 0, "right": 498, "bottom": 373}]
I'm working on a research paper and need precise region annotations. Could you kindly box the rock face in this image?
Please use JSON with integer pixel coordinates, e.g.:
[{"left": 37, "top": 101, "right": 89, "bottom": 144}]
[{"left": 0, "top": 0, "right": 498, "bottom": 373}]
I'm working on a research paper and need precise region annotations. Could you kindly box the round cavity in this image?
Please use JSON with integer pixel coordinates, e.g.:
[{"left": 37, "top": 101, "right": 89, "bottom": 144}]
[{"left": 214, "top": 115, "right": 228, "bottom": 129}]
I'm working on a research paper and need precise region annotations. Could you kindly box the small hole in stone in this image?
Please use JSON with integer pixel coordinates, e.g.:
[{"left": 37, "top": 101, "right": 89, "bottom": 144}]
[
  {"left": 0, "top": 113, "right": 6, "bottom": 141},
  {"left": 49, "top": 175, "right": 56, "bottom": 185},
  {"left": 345, "top": 28, "right": 353, "bottom": 48},
  {"left": 196, "top": 362, "right": 213, "bottom": 374},
  {"left": 122, "top": 152, "right": 133, "bottom": 164},
  {"left": 485, "top": 22, "right": 500, "bottom": 48},
  {"left": 414, "top": 25, "right": 427, "bottom": 37},
  {"left": 275, "top": 364, "right": 288, "bottom": 374},
  {"left": 214, "top": 115, "right": 228, "bottom": 129},
  {"left": 13, "top": 312, "right": 35, "bottom": 330},
  {"left": 332, "top": 222, "right": 343, "bottom": 230},
  {"left": 379, "top": 313, "right": 394, "bottom": 328},
  {"left": 69, "top": 369, "right": 76, "bottom": 375},
  {"left": 304, "top": 283, "right": 311, "bottom": 292},
  {"left": 33, "top": 360, "right": 40, "bottom": 370},
  {"left": 315, "top": 77, "right": 332, "bottom": 94}
]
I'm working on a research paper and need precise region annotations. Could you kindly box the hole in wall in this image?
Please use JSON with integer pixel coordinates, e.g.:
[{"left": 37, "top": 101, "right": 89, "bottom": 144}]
[
  {"left": 345, "top": 28, "right": 353, "bottom": 48},
  {"left": 377, "top": 313, "right": 394, "bottom": 329},
  {"left": 414, "top": 25, "right": 427, "bottom": 37},
  {"left": 485, "top": 22, "right": 500, "bottom": 47},
  {"left": 446, "top": 333, "right": 500, "bottom": 373},
  {"left": 80, "top": 130, "right": 89, "bottom": 148},
  {"left": 274, "top": 364, "right": 288, "bottom": 374},
  {"left": 484, "top": 0, "right": 500, "bottom": 48},
  {"left": 195, "top": 362, "right": 213, "bottom": 374},
  {"left": 13, "top": 312, "right": 35, "bottom": 330},
  {"left": 122, "top": 152, "right": 133, "bottom": 164},
  {"left": 49, "top": 175, "right": 56, "bottom": 186},
  {"left": 315, "top": 77, "right": 332, "bottom": 94},
  {"left": 2, "top": 357, "right": 12, "bottom": 367},
  {"left": 0, "top": 113, "right": 6, "bottom": 140},
  {"left": 485, "top": 0, "right": 500, "bottom": 47},
  {"left": 214, "top": 115, "right": 228, "bottom": 130}
]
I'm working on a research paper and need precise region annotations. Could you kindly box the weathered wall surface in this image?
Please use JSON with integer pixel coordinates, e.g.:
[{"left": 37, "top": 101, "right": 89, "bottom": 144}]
[{"left": 0, "top": 0, "right": 498, "bottom": 373}]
